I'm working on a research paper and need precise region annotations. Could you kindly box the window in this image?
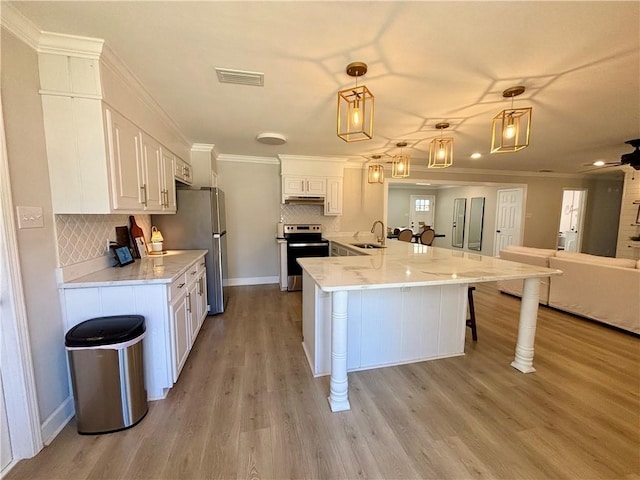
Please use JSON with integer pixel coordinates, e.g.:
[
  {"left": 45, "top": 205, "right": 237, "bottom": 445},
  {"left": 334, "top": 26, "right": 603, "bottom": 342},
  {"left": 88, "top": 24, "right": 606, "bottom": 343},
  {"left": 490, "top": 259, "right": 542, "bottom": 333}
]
[{"left": 415, "top": 198, "right": 431, "bottom": 212}]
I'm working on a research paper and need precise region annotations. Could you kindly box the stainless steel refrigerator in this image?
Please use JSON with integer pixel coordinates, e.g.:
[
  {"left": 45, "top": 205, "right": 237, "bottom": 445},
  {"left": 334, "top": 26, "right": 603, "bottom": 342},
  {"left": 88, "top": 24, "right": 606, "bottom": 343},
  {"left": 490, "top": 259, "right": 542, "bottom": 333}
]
[{"left": 152, "top": 187, "right": 227, "bottom": 314}]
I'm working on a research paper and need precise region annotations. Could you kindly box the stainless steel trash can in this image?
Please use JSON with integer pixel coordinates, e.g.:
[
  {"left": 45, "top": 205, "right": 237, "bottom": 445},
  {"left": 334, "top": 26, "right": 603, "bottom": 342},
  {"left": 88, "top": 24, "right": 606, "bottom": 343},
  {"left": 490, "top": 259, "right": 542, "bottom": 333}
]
[{"left": 65, "top": 315, "right": 148, "bottom": 434}]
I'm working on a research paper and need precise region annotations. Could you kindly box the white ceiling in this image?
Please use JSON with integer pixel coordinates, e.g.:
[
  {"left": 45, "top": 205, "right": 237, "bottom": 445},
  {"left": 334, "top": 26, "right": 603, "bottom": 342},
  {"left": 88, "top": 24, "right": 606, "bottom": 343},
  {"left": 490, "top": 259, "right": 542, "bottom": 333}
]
[{"left": 8, "top": 1, "right": 640, "bottom": 174}]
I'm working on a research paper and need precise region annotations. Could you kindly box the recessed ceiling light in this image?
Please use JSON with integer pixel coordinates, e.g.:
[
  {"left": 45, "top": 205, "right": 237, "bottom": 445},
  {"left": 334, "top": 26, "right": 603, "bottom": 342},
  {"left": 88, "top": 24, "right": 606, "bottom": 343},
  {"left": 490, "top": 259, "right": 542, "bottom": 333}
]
[
  {"left": 593, "top": 160, "right": 606, "bottom": 166},
  {"left": 470, "top": 152, "right": 482, "bottom": 159},
  {"left": 256, "top": 132, "right": 287, "bottom": 145}
]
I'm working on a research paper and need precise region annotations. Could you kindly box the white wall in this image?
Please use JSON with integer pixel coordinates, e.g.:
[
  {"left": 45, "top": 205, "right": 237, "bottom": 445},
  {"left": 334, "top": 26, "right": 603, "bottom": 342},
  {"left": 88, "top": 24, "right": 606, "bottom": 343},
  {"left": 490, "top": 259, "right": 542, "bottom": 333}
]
[
  {"left": 433, "top": 185, "right": 502, "bottom": 256},
  {"left": 1, "top": 29, "right": 68, "bottom": 429},
  {"left": 216, "top": 158, "right": 282, "bottom": 283},
  {"left": 387, "top": 187, "right": 439, "bottom": 230}
]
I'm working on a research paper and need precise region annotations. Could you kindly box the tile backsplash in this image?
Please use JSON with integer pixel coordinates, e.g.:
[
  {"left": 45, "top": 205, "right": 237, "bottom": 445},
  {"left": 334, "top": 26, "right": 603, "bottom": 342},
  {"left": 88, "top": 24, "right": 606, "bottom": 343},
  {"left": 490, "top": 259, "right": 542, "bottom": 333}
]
[
  {"left": 55, "top": 214, "right": 151, "bottom": 267},
  {"left": 279, "top": 204, "right": 341, "bottom": 232}
]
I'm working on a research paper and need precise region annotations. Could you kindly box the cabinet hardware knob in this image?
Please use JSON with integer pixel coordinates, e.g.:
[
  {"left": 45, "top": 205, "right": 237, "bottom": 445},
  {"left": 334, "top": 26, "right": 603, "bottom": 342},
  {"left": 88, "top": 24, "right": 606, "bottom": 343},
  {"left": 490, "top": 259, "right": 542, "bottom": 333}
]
[{"left": 178, "top": 283, "right": 185, "bottom": 289}]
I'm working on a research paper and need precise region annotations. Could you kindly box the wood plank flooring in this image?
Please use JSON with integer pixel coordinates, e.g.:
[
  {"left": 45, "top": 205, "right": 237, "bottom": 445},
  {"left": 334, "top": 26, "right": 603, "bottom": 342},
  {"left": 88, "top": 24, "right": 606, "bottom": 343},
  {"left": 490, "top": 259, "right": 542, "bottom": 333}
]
[{"left": 7, "top": 283, "right": 639, "bottom": 479}]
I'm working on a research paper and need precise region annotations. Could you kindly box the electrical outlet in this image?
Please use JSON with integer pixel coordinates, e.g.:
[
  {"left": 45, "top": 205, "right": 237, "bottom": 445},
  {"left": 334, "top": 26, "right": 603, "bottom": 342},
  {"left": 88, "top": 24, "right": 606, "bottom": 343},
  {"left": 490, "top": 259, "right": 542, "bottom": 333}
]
[{"left": 16, "top": 206, "right": 44, "bottom": 229}]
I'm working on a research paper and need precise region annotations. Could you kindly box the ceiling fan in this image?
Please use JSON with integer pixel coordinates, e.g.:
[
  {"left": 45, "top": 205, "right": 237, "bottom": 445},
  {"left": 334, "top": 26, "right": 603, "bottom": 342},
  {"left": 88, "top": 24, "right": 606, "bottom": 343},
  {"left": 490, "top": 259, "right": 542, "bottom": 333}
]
[{"left": 583, "top": 139, "right": 640, "bottom": 171}]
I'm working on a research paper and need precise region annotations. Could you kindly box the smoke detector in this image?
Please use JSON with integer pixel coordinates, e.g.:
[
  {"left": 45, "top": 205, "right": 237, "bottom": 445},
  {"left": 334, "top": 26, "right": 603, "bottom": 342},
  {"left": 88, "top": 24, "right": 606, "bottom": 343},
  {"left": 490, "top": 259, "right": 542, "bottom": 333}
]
[{"left": 256, "top": 132, "right": 287, "bottom": 145}]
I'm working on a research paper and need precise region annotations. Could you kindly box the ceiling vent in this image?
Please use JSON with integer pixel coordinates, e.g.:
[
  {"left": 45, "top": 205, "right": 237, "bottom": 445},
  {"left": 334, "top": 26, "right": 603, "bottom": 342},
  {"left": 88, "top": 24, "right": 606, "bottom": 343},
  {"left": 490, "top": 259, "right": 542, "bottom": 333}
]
[{"left": 215, "top": 67, "right": 264, "bottom": 86}]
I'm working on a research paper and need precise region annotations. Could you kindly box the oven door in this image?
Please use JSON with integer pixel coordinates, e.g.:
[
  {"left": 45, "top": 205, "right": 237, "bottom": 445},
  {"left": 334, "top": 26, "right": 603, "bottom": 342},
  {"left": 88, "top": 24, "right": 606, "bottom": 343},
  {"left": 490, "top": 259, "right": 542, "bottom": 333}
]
[{"left": 286, "top": 241, "right": 329, "bottom": 291}]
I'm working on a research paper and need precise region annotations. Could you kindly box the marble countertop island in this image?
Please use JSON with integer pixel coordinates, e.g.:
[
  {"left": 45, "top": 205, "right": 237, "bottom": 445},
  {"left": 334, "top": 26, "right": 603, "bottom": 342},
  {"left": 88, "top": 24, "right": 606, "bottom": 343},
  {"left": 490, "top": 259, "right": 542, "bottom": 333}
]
[
  {"left": 60, "top": 250, "right": 208, "bottom": 288},
  {"left": 302, "top": 234, "right": 560, "bottom": 291},
  {"left": 300, "top": 233, "right": 562, "bottom": 413}
]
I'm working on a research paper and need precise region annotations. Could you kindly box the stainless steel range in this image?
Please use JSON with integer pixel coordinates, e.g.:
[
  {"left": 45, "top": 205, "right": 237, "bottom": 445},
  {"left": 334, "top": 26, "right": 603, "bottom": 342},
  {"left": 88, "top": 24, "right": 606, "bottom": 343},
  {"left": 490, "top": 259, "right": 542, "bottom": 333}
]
[{"left": 284, "top": 224, "right": 329, "bottom": 291}]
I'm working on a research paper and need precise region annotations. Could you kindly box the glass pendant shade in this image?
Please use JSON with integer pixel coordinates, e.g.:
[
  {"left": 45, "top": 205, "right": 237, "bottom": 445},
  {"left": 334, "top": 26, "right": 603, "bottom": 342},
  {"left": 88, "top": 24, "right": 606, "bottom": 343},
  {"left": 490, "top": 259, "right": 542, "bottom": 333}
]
[
  {"left": 491, "top": 86, "right": 532, "bottom": 153},
  {"left": 368, "top": 164, "right": 384, "bottom": 184},
  {"left": 337, "top": 62, "right": 374, "bottom": 142}
]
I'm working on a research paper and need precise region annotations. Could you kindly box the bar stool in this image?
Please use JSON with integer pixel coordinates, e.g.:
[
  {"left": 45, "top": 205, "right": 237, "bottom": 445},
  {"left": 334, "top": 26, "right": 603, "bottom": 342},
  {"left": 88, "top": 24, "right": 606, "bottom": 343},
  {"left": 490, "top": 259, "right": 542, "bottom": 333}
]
[{"left": 467, "top": 286, "right": 478, "bottom": 341}]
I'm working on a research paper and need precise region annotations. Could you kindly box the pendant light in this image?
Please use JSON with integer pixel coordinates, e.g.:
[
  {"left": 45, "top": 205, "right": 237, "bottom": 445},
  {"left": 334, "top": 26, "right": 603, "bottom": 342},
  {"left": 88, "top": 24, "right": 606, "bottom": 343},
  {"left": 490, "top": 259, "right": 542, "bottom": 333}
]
[
  {"left": 428, "top": 122, "right": 454, "bottom": 168},
  {"left": 337, "top": 62, "right": 374, "bottom": 142},
  {"left": 367, "top": 155, "right": 384, "bottom": 184},
  {"left": 491, "top": 86, "right": 532, "bottom": 153},
  {"left": 392, "top": 142, "right": 410, "bottom": 178}
]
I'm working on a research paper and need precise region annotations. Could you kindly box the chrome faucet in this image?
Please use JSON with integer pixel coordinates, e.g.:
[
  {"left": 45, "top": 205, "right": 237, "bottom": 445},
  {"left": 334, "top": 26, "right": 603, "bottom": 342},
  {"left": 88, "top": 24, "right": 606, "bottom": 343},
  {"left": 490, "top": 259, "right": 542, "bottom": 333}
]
[{"left": 371, "top": 220, "right": 386, "bottom": 246}]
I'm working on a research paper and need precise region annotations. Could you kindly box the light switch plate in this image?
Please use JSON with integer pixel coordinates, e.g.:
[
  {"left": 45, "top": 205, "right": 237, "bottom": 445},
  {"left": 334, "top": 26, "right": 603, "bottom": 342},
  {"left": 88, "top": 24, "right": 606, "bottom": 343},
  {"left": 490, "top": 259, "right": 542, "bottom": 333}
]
[{"left": 16, "top": 206, "right": 44, "bottom": 229}]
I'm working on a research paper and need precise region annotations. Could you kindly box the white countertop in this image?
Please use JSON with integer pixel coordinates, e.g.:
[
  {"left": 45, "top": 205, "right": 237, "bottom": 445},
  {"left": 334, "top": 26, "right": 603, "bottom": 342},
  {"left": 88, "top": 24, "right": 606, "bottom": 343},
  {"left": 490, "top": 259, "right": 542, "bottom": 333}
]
[
  {"left": 60, "top": 250, "right": 208, "bottom": 288},
  {"left": 300, "top": 234, "right": 561, "bottom": 292}
]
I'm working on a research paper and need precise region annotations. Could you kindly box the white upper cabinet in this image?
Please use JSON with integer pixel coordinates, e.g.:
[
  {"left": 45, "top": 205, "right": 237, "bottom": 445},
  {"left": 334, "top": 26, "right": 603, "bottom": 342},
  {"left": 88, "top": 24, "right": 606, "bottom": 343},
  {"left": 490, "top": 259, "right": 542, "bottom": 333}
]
[
  {"left": 37, "top": 33, "right": 190, "bottom": 214},
  {"left": 106, "top": 108, "right": 143, "bottom": 211},
  {"left": 141, "top": 134, "right": 163, "bottom": 211},
  {"left": 325, "top": 177, "right": 343, "bottom": 216},
  {"left": 282, "top": 175, "right": 326, "bottom": 196}
]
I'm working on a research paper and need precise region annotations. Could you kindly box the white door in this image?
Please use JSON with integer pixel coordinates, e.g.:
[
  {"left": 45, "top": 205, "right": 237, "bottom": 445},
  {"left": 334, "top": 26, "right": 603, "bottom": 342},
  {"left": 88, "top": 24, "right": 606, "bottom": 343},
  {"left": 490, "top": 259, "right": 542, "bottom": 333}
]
[
  {"left": 409, "top": 195, "right": 436, "bottom": 232},
  {"left": 1, "top": 374, "right": 12, "bottom": 472},
  {"left": 494, "top": 188, "right": 524, "bottom": 256},
  {"left": 557, "top": 189, "right": 587, "bottom": 252}
]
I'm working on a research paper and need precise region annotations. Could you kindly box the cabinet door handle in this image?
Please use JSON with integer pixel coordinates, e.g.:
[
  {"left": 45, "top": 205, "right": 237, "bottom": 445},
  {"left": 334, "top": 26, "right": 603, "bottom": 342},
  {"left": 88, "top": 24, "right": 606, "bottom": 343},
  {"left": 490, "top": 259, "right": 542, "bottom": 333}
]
[
  {"left": 177, "top": 282, "right": 185, "bottom": 289},
  {"left": 197, "top": 277, "right": 201, "bottom": 295},
  {"left": 190, "top": 270, "right": 197, "bottom": 275},
  {"left": 140, "top": 185, "right": 148, "bottom": 206},
  {"left": 200, "top": 262, "right": 205, "bottom": 267},
  {"left": 187, "top": 293, "right": 192, "bottom": 313}
]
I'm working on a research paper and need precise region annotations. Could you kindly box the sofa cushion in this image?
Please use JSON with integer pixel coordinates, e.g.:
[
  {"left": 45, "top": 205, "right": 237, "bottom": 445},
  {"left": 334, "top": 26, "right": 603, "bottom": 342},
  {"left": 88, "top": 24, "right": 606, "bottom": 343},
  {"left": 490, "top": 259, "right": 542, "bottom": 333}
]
[
  {"left": 555, "top": 250, "right": 637, "bottom": 269},
  {"left": 503, "top": 245, "right": 557, "bottom": 257}
]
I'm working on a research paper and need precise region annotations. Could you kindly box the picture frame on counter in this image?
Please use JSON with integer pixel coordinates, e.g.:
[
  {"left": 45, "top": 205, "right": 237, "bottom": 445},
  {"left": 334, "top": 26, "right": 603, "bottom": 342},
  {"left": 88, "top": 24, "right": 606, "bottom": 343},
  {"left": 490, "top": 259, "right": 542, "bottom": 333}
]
[{"left": 135, "top": 237, "right": 149, "bottom": 258}]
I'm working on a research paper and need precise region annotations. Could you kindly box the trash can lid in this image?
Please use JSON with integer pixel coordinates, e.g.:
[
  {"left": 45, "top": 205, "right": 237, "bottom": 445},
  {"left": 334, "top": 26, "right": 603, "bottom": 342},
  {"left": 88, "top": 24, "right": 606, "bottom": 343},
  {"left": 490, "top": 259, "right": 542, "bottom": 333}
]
[{"left": 65, "top": 315, "right": 145, "bottom": 347}]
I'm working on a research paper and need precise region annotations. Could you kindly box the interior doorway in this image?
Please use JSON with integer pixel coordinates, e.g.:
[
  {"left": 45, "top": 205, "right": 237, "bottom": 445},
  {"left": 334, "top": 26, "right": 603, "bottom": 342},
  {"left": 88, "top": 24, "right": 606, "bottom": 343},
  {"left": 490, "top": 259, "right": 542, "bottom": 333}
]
[
  {"left": 409, "top": 195, "right": 435, "bottom": 232},
  {"left": 557, "top": 188, "right": 587, "bottom": 252}
]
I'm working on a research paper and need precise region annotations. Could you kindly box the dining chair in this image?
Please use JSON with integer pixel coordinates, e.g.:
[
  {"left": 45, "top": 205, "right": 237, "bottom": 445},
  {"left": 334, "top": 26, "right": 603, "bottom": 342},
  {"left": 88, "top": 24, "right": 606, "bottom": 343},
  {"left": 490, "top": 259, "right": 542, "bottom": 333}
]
[
  {"left": 419, "top": 229, "right": 436, "bottom": 246},
  {"left": 397, "top": 229, "right": 413, "bottom": 242}
]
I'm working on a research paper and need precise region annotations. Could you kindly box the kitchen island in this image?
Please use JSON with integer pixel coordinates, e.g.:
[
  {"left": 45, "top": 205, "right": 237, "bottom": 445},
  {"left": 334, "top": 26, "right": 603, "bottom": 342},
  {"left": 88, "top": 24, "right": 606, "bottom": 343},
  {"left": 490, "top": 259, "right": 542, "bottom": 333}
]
[{"left": 298, "top": 234, "right": 561, "bottom": 412}]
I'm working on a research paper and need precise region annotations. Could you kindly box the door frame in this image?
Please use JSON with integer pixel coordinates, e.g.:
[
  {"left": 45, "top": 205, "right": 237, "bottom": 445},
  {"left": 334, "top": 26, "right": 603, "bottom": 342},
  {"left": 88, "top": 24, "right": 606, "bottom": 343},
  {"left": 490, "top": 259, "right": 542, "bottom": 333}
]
[{"left": 0, "top": 96, "right": 43, "bottom": 468}]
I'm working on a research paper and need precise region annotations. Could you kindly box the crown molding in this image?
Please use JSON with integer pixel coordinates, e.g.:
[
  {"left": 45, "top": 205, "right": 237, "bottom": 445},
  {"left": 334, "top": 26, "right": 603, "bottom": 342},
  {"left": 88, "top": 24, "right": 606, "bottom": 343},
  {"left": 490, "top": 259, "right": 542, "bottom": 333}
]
[
  {"left": 38, "top": 31, "right": 103, "bottom": 58},
  {"left": 218, "top": 154, "right": 279, "bottom": 165},
  {"left": 277, "top": 154, "right": 348, "bottom": 165},
  {"left": 191, "top": 143, "right": 219, "bottom": 158},
  {"left": 99, "top": 45, "right": 191, "bottom": 147},
  {"left": 0, "top": 3, "right": 40, "bottom": 50}
]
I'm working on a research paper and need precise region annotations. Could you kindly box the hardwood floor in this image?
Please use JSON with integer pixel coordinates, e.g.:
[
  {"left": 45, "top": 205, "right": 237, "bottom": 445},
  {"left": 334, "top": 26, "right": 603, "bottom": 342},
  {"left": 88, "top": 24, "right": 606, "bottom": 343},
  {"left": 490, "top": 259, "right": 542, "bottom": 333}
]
[{"left": 7, "top": 283, "right": 639, "bottom": 479}]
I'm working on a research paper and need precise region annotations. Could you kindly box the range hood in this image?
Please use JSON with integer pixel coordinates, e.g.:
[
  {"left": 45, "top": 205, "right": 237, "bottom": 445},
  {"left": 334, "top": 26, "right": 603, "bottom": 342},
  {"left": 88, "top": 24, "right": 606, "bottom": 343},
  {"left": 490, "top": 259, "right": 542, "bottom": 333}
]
[{"left": 284, "top": 196, "right": 324, "bottom": 205}]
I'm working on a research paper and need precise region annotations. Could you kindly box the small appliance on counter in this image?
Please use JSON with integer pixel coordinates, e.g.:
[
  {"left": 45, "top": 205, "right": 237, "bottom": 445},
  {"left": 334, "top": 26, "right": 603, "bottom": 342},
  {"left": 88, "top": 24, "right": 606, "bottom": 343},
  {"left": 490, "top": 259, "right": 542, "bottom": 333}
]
[{"left": 284, "top": 224, "right": 329, "bottom": 291}]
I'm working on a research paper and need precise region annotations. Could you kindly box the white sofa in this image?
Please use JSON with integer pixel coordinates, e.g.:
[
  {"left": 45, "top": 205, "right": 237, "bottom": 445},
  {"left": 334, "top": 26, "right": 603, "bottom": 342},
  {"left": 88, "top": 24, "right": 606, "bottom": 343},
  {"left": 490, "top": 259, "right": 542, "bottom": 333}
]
[{"left": 498, "top": 245, "right": 640, "bottom": 334}]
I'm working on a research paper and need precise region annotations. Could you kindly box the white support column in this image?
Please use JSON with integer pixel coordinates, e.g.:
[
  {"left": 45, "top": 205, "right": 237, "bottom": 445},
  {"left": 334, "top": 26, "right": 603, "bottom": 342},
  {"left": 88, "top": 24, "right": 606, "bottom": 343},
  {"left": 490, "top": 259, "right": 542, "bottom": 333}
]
[
  {"left": 511, "top": 276, "right": 540, "bottom": 373},
  {"left": 328, "top": 290, "right": 350, "bottom": 412}
]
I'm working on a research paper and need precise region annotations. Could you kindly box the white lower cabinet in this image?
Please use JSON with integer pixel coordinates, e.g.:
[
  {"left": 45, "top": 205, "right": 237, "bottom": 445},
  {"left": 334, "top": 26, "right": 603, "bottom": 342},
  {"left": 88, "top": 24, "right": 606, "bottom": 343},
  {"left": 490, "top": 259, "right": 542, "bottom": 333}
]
[
  {"left": 59, "top": 254, "right": 207, "bottom": 400},
  {"left": 301, "top": 271, "right": 468, "bottom": 377},
  {"left": 169, "top": 259, "right": 207, "bottom": 381}
]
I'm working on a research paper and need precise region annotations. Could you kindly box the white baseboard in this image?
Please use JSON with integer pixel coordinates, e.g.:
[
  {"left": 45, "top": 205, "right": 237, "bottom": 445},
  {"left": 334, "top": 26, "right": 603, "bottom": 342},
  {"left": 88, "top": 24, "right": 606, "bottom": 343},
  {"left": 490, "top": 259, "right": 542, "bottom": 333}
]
[
  {"left": 40, "top": 396, "right": 74, "bottom": 445},
  {"left": 224, "top": 276, "right": 278, "bottom": 287}
]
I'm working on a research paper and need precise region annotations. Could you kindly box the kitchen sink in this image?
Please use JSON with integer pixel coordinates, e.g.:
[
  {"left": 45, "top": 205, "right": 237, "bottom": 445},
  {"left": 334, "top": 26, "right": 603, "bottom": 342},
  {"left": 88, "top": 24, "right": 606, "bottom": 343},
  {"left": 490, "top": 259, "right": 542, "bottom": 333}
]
[{"left": 351, "top": 243, "right": 386, "bottom": 249}]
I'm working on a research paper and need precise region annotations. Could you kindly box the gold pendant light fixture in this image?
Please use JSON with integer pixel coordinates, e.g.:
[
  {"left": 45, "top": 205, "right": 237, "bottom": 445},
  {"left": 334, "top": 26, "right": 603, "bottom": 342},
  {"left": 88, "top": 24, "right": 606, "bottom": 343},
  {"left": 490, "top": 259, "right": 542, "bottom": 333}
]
[
  {"left": 428, "top": 122, "right": 454, "bottom": 168},
  {"left": 367, "top": 155, "right": 385, "bottom": 184},
  {"left": 491, "top": 86, "right": 532, "bottom": 153},
  {"left": 337, "top": 62, "right": 374, "bottom": 142},
  {"left": 392, "top": 142, "right": 410, "bottom": 178}
]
